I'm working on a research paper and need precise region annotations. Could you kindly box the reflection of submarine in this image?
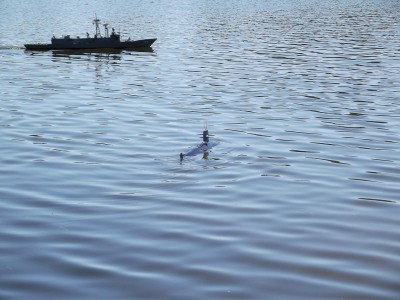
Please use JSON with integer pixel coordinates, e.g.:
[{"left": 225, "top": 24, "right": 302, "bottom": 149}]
[{"left": 180, "top": 126, "right": 219, "bottom": 160}]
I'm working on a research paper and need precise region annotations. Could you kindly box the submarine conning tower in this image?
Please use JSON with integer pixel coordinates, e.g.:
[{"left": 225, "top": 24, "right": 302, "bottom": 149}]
[{"left": 202, "top": 130, "right": 209, "bottom": 143}]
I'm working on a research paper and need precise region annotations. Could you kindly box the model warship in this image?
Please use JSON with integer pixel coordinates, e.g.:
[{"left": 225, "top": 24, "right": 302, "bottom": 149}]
[{"left": 24, "top": 17, "right": 156, "bottom": 51}]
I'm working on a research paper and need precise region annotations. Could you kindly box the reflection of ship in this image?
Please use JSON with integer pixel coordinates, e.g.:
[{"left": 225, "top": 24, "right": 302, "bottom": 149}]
[
  {"left": 51, "top": 47, "right": 154, "bottom": 56},
  {"left": 25, "top": 16, "right": 156, "bottom": 51}
]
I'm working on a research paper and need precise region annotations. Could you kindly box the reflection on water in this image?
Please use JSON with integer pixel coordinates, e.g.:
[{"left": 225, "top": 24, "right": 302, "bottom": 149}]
[
  {"left": 1, "top": 0, "right": 400, "bottom": 299},
  {"left": 50, "top": 48, "right": 155, "bottom": 55}
]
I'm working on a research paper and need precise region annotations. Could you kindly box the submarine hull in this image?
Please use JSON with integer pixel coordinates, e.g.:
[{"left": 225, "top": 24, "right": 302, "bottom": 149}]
[{"left": 184, "top": 141, "right": 219, "bottom": 157}]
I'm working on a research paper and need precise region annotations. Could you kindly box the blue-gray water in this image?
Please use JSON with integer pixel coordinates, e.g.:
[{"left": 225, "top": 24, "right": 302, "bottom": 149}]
[{"left": 1, "top": 0, "right": 400, "bottom": 298}]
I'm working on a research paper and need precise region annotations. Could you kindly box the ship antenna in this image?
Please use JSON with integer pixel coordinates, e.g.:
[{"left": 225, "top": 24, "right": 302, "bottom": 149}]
[{"left": 93, "top": 14, "right": 101, "bottom": 38}]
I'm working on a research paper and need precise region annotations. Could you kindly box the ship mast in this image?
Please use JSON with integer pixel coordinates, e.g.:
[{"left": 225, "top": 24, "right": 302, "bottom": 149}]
[
  {"left": 103, "top": 23, "right": 109, "bottom": 38},
  {"left": 93, "top": 15, "right": 101, "bottom": 37}
]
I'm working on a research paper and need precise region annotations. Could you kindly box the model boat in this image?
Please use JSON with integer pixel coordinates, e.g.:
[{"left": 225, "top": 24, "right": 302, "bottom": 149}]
[
  {"left": 180, "top": 125, "right": 219, "bottom": 160},
  {"left": 24, "top": 16, "right": 156, "bottom": 51}
]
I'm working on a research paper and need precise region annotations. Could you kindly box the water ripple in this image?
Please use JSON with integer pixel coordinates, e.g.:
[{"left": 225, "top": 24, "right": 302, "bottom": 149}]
[{"left": 1, "top": 0, "right": 400, "bottom": 299}]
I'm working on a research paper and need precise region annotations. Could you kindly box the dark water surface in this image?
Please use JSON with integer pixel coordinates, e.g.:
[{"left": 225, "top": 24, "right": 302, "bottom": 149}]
[{"left": 1, "top": 0, "right": 400, "bottom": 298}]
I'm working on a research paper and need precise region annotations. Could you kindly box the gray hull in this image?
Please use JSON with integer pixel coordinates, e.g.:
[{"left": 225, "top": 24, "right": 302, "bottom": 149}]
[
  {"left": 25, "top": 38, "right": 156, "bottom": 51},
  {"left": 184, "top": 141, "right": 219, "bottom": 157}
]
